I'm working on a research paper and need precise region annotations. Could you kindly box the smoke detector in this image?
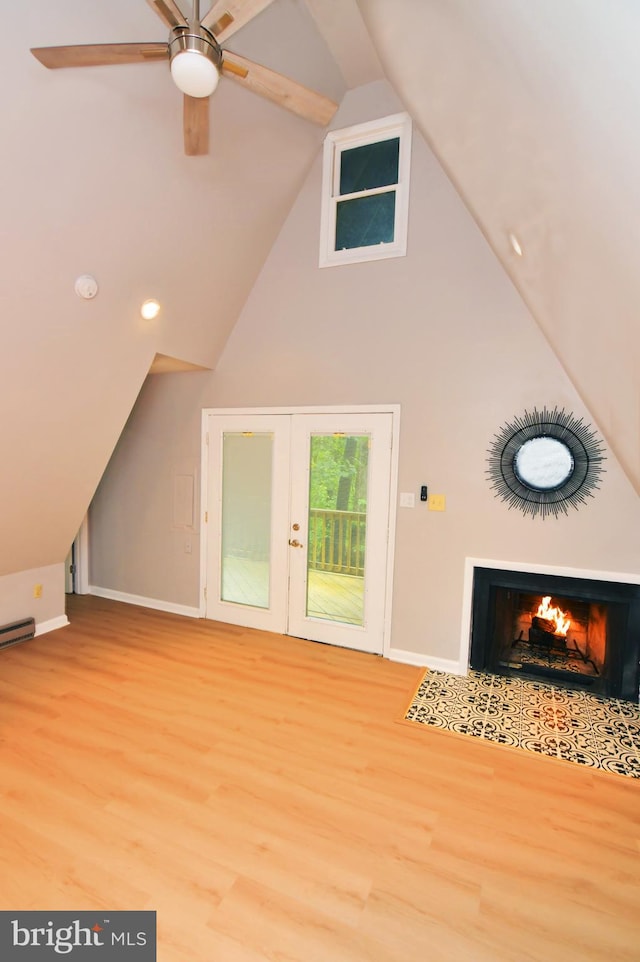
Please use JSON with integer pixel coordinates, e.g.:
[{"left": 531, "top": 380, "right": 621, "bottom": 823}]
[{"left": 75, "top": 274, "right": 99, "bottom": 299}]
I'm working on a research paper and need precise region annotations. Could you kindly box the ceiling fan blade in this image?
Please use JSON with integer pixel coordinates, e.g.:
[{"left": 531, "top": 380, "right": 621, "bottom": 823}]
[
  {"left": 202, "top": 0, "right": 276, "bottom": 42},
  {"left": 221, "top": 52, "right": 338, "bottom": 126},
  {"left": 31, "top": 42, "right": 169, "bottom": 69},
  {"left": 145, "top": 0, "right": 188, "bottom": 30},
  {"left": 183, "top": 95, "right": 209, "bottom": 155}
]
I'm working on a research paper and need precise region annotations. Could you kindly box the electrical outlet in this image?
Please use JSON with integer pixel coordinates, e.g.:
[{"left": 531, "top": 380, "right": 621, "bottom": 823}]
[
  {"left": 428, "top": 494, "right": 446, "bottom": 512},
  {"left": 33, "top": 583, "right": 43, "bottom": 598}
]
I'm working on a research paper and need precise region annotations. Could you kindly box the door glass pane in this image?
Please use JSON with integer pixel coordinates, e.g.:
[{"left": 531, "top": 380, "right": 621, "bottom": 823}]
[
  {"left": 221, "top": 432, "right": 272, "bottom": 608},
  {"left": 306, "top": 434, "right": 369, "bottom": 625}
]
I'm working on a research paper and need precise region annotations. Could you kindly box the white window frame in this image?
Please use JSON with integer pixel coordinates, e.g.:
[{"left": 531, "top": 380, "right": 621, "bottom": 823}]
[{"left": 319, "top": 112, "right": 412, "bottom": 268}]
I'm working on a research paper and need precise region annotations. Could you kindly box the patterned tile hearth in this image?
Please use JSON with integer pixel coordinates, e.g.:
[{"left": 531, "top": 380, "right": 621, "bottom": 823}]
[{"left": 404, "top": 669, "right": 640, "bottom": 778}]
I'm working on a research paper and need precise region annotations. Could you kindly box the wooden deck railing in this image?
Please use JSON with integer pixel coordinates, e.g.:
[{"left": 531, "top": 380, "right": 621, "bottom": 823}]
[{"left": 307, "top": 509, "right": 366, "bottom": 577}]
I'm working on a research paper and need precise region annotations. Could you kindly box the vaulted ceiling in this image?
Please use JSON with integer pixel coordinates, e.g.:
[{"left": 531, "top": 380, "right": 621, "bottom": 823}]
[
  {"left": 2, "top": 0, "right": 639, "bottom": 576},
  {"left": 357, "top": 0, "right": 640, "bottom": 493}
]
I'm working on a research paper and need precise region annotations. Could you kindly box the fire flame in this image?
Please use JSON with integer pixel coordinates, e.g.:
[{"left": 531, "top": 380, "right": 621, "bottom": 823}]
[{"left": 536, "top": 595, "right": 571, "bottom": 636}]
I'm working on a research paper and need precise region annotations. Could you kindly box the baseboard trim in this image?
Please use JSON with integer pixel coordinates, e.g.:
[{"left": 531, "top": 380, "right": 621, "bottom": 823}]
[
  {"left": 88, "top": 586, "right": 201, "bottom": 619},
  {"left": 35, "top": 614, "right": 70, "bottom": 636},
  {"left": 388, "top": 646, "right": 463, "bottom": 675}
]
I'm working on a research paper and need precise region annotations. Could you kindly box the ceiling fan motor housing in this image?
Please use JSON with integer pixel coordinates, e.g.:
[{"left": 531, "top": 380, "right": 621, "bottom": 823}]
[{"left": 169, "top": 24, "right": 222, "bottom": 97}]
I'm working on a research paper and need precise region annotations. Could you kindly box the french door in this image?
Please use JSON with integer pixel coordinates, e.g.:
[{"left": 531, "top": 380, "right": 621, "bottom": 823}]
[{"left": 203, "top": 410, "right": 395, "bottom": 654}]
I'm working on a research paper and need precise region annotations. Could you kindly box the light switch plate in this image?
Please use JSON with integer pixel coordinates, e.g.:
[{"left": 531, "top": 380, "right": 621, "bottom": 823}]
[{"left": 399, "top": 492, "right": 415, "bottom": 508}]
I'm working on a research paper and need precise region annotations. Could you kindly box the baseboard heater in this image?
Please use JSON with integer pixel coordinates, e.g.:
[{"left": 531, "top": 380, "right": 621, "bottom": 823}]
[{"left": 0, "top": 617, "right": 35, "bottom": 650}]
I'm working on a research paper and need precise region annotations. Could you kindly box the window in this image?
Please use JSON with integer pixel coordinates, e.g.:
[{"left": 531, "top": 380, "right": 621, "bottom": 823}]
[{"left": 319, "top": 112, "right": 412, "bottom": 268}]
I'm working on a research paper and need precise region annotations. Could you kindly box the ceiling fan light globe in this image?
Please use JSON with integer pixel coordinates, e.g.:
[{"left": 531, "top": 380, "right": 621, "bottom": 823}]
[{"left": 170, "top": 51, "right": 219, "bottom": 98}]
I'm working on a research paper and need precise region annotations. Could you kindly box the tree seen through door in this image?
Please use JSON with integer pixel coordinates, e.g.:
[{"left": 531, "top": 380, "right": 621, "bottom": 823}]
[{"left": 306, "top": 434, "right": 369, "bottom": 624}]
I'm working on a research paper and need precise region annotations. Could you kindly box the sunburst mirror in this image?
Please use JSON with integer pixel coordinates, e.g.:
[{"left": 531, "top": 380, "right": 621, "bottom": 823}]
[{"left": 486, "top": 407, "right": 606, "bottom": 519}]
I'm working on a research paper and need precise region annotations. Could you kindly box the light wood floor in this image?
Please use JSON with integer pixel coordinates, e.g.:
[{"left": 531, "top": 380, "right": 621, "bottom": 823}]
[{"left": 1, "top": 595, "right": 639, "bottom": 962}]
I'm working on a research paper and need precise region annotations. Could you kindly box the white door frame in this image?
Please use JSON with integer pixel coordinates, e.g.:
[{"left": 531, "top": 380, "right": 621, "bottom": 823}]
[
  {"left": 199, "top": 405, "right": 401, "bottom": 657},
  {"left": 67, "top": 514, "right": 90, "bottom": 595}
]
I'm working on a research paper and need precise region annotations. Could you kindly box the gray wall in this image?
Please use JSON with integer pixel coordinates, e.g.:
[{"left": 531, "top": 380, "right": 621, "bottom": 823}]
[{"left": 90, "top": 82, "right": 640, "bottom": 662}]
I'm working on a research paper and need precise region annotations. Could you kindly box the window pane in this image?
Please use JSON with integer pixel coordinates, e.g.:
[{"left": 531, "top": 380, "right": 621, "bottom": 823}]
[
  {"left": 339, "top": 138, "right": 400, "bottom": 195},
  {"left": 221, "top": 432, "right": 272, "bottom": 609},
  {"left": 335, "top": 192, "right": 396, "bottom": 251},
  {"left": 306, "top": 434, "right": 369, "bottom": 626}
]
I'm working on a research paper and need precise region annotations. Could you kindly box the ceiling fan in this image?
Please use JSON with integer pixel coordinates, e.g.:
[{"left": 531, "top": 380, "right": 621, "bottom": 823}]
[{"left": 30, "top": 0, "right": 338, "bottom": 155}]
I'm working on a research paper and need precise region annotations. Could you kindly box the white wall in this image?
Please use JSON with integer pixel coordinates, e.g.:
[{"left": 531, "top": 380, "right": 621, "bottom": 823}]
[
  {"left": 0, "top": 0, "right": 336, "bottom": 630},
  {"left": 359, "top": 0, "right": 640, "bottom": 495},
  {"left": 0, "top": 564, "right": 67, "bottom": 636},
  {"left": 89, "top": 81, "right": 640, "bottom": 664}
]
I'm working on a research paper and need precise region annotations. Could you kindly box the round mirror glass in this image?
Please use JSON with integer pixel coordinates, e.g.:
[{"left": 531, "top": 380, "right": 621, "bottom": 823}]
[{"left": 514, "top": 436, "right": 574, "bottom": 491}]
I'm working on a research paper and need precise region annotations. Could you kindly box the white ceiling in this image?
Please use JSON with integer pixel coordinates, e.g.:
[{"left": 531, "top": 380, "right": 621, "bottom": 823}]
[
  {"left": 1, "top": 0, "right": 351, "bottom": 573},
  {"left": 16, "top": 0, "right": 349, "bottom": 371},
  {"left": 3, "top": 0, "right": 640, "bottom": 576},
  {"left": 20, "top": 0, "right": 639, "bottom": 403},
  {"left": 357, "top": 0, "right": 640, "bottom": 492}
]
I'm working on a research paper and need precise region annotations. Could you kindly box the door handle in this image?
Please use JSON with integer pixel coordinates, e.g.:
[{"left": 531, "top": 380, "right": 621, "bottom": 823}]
[{"left": 288, "top": 539, "right": 304, "bottom": 548}]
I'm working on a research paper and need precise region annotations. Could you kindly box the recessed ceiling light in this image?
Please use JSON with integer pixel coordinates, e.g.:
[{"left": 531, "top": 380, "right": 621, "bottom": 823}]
[
  {"left": 509, "top": 233, "right": 523, "bottom": 257},
  {"left": 141, "top": 299, "right": 161, "bottom": 320}
]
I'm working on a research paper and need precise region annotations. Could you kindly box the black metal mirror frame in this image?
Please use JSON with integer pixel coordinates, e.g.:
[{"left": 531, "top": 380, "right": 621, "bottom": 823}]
[{"left": 486, "top": 407, "right": 606, "bottom": 519}]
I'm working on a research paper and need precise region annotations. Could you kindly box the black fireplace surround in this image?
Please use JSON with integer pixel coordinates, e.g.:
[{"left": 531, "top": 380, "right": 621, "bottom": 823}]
[{"left": 470, "top": 567, "right": 640, "bottom": 703}]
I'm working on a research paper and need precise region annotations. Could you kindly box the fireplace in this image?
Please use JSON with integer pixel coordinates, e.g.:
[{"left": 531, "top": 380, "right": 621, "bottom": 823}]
[{"left": 469, "top": 566, "right": 640, "bottom": 703}]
